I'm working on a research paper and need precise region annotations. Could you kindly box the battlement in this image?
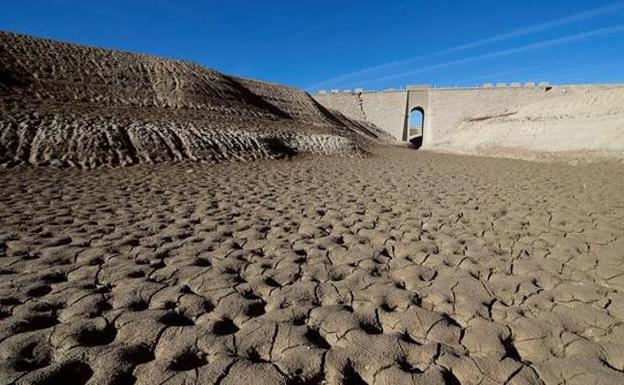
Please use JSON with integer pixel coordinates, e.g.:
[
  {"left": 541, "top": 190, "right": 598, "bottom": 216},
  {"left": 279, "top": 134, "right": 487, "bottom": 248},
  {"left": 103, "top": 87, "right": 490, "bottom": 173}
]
[{"left": 316, "top": 81, "right": 555, "bottom": 95}]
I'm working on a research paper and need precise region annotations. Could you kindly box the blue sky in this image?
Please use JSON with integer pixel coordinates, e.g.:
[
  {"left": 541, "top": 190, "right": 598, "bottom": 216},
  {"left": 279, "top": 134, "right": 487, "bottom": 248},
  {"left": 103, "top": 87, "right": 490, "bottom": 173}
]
[{"left": 2, "top": 1, "right": 624, "bottom": 91}]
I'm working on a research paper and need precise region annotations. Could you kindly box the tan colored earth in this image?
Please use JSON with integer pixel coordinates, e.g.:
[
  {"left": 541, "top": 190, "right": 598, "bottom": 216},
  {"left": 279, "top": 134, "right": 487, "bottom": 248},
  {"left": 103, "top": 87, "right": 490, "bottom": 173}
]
[{"left": 2, "top": 147, "right": 624, "bottom": 385}]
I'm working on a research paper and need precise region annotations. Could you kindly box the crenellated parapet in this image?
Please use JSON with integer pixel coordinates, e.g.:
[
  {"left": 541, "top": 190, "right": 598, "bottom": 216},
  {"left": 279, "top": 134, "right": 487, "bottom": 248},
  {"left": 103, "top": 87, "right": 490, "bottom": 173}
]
[{"left": 316, "top": 81, "right": 553, "bottom": 95}]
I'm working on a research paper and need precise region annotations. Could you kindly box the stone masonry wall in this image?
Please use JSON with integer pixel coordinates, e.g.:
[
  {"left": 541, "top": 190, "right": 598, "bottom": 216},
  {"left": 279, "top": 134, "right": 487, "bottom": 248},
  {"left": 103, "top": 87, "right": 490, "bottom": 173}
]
[
  {"left": 313, "top": 84, "right": 624, "bottom": 158},
  {"left": 314, "top": 91, "right": 407, "bottom": 140},
  {"left": 313, "top": 93, "right": 366, "bottom": 122}
]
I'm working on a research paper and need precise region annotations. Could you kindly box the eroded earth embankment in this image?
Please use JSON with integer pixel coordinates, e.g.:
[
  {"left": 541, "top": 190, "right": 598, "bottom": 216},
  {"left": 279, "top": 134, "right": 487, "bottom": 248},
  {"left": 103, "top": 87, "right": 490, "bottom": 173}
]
[
  {"left": 428, "top": 86, "right": 624, "bottom": 161},
  {"left": 0, "top": 32, "right": 385, "bottom": 167}
]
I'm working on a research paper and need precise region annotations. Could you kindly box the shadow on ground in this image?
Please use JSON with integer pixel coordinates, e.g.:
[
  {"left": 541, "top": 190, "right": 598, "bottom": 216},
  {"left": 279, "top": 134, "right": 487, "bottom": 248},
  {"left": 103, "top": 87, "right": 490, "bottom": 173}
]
[{"left": 409, "top": 136, "right": 423, "bottom": 149}]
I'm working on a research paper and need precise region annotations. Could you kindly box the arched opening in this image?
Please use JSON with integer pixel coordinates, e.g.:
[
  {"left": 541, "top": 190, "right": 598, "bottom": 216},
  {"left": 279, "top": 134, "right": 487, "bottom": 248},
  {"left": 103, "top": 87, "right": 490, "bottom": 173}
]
[{"left": 408, "top": 107, "right": 424, "bottom": 149}]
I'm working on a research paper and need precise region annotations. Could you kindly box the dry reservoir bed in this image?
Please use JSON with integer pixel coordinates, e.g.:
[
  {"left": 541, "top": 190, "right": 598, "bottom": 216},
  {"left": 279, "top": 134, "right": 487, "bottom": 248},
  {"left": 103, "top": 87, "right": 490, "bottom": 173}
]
[{"left": 1, "top": 147, "right": 624, "bottom": 385}]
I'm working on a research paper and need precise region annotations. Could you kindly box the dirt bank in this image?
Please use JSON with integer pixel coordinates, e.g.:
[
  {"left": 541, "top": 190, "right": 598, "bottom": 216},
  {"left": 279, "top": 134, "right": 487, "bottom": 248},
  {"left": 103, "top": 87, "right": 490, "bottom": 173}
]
[{"left": 0, "top": 32, "right": 385, "bottom": 167}]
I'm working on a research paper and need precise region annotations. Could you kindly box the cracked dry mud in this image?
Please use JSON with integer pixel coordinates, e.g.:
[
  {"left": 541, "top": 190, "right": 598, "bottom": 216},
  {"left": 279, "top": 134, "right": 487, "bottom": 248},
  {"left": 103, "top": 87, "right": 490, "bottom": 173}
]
[{"left": 1, "top": 147, "right": 624, "bottom": 385}]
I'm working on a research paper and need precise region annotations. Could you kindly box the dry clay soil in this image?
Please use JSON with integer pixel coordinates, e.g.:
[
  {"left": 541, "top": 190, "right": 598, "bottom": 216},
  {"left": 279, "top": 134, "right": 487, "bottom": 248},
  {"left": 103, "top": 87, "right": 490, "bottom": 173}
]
[{"left": 1, "top": 147, "right": 624, "bottom": 385}]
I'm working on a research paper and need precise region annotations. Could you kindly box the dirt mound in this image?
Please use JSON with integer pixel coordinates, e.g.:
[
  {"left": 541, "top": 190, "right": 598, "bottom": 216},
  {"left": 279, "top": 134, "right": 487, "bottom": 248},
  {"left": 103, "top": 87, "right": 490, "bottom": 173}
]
[
  {"left": 0, "top": 32, "right": 384, "bottom": 167},
  {"left": 429, "top": 87, "right": 624, "bottom": 161}
]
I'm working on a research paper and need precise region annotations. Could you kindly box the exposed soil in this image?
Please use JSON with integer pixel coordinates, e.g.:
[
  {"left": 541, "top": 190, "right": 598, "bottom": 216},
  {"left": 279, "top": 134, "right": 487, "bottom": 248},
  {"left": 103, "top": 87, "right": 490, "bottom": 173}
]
[
  {"left": 1, "top": 147, "right": 623, "bottom": 385},
  {"left": 0, "top": 32, "right": 388, "bottom": 168}
]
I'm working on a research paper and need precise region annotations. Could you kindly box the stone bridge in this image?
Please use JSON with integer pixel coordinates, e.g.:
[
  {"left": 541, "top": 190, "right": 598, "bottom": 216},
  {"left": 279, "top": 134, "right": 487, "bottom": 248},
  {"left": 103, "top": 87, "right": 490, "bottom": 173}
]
[{"left": 312, "top": 83, "right": 624, "bottom": 152}]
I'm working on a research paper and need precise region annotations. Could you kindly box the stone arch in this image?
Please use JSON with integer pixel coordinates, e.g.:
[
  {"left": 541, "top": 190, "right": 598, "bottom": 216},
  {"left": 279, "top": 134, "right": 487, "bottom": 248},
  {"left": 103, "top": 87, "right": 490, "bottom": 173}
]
[
  {"left": 409, "top": 107, "right": 424, "bottom": 135},
  {"left": 406, "top": 106, "right": 425, "bottom": 148},
  {"left": 404, "top": 89, "right": 430, "bottom": 145}
]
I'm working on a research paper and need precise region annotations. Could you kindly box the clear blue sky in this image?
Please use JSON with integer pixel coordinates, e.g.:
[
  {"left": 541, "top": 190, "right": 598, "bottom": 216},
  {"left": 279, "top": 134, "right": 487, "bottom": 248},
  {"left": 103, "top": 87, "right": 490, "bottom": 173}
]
[{"left": 2, "top": 1, "right": 624, "bottom": 91}]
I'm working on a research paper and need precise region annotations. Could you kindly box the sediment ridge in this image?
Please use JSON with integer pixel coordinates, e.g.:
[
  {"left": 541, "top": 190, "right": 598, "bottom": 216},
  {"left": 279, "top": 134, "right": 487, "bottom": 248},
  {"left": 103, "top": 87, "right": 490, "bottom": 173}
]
[{"left": 0, "top": 32, "right": 386, "bottom": 167}]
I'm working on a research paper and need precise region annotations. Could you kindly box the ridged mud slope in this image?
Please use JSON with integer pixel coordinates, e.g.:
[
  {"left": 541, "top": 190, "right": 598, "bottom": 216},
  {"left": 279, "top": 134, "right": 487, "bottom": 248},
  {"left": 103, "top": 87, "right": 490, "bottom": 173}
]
[{"left": 0, "top": 32, "right": 384, "bottom": 167}]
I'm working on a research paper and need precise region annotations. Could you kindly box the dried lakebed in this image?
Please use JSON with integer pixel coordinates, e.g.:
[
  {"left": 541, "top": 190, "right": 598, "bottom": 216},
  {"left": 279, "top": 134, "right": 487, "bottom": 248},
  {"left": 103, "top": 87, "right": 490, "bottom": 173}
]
[{"left": 1, "top": 148, "right": 624, "bottom": 385}]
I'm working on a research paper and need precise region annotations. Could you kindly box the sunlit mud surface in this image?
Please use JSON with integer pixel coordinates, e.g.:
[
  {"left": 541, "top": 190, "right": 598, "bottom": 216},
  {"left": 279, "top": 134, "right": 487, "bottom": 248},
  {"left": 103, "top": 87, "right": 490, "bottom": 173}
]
[{"left": 1, "top": 148, "right": 624, "bottom": 385}]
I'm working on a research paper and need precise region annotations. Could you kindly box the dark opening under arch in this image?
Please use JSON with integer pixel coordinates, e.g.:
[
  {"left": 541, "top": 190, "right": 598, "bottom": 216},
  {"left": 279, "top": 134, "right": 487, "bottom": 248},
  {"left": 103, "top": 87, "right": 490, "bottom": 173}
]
[{"left": 408, "top": 106, "right": 424, "bottom": 149}]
